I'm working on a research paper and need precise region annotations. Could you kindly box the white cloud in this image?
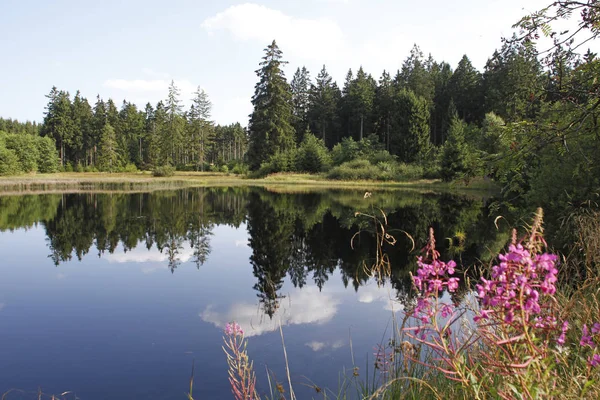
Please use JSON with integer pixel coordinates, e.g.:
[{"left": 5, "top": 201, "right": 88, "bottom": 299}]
[
  {"left": 305, "top": 341, "right": 326, "bottom": 351},
  {"left": 201, "top": 3, "right": 346, "bottom": 61},
  {"left": 358, "top": 284, "right": 403, "bottom": 312},
  {"left": 305, "top": 339, "right": 345, "bottom": 352},
  {"left": 201, "top": 286, "right": 341, "bottom": 337},
  {"left": 102, "top": 69, "right": 201, "bottom": 111}
]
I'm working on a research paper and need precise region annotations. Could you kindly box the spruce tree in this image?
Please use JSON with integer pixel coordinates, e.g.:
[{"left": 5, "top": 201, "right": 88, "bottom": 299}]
[
  {"left": 247, "top": 40, "right": 295, "bottom": 170},
  {"left": 189, "top": 87, "right": 213, "bottom": 170},
  {"left": 308, "top": 65, "right": 341, "bottom": 148},
  {"left": 290, "top": 66, "right": 311, "bottom": 143},
  {"left": 97, "top": 123, "right": 119, "bottom": 171}
]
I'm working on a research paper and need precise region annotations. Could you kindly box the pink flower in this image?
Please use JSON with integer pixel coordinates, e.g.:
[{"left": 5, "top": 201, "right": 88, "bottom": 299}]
[
  {"left": 592, "top": 322, "right": 600, "bottom": 335},
  {"left": 225, "top": 322, "right": 244, "bottom": 337},
  {"left": 557, "top": 320, "right": 569, "bottom": 345},
  {"left": 447, "top": 277, "right": 459, "bottom": 292},
  {"left": 580, "top": 325, "right": 595, "bottom": 347},
  {"left": 589, "top": 354, "right": 600, "bottom": 368}
]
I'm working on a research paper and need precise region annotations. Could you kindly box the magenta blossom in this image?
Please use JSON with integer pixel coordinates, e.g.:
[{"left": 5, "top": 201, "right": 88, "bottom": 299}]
[
  {"left": 589, "top": 354, "right": 600, "bottom": 368},
  {"left": 580, "top": 324, "right": 595, "bottom": 347},
  {"left": 225, "top": 322, "right": 244, "bottom": 337}
]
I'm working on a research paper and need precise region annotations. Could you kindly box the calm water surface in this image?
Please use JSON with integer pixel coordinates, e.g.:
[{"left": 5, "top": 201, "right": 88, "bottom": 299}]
[{"left": 0, "top": 187, "right": 503, "bottom": 399}]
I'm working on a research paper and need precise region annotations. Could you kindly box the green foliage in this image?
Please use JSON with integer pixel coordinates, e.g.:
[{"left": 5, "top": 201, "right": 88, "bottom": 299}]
[
  {"left": 247, "top": 41, "right": 295, "bottom": 170},
  {"left": 326, "top": 159, "right": 379, "bottom": 180},
  {"left": 97, "top": 123, "right": 120, "bottom": 172},
  {"left": 3, "top": 133, "right": 39, "bottom": 172},
  {"left": 120, "top": 163, "right": 138, "bottom": 173},
  {"left": 390, "top": 89, "right": 431, "bottom": 163},
  {"left": 0, "top": 142, "right": 22, "bottom": 175},
  {"left": 36, "top": 136, "right": 60, "bottom": 173},
  {"left": 152, "top": 165, "right": 175, "bottom": 177},
  {"left": 255, "top": 150, "right": 298, "bottom": 177},
  {"left": 441, "top": 116, "right": 481, "bottom": 182},
  {"left": 295, "top": 133, "right": 331, "bottom": 173}
]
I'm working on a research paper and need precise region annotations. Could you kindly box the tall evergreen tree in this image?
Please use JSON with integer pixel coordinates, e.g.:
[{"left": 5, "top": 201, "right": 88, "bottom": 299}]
[
  {"left": 165, "top": 80, "right": 184, "bottom": 165},
  {"left": 189, "top": 86, "right": 213, "bottom": 170},
  {"left": 347, "top": 67, "right": 376, "bottom": 140},
  {"left": 70, "top": 91, "right": 93, "bottom": 166},
  {"left": 42, "top": 87, "right": 73, "bottom": 166},
  {"left": 290, "top": 66, "right": 311, "bottom": 143},
  {"left": 308, "top": 65, "right": 341, "bottom": 148},
  {"left": 448, "top": 55, "right": 484, "bottom": 123},
  {"left": 390, "top": 89, "right": 431, "bottom": 163},
  {"left": 374, "top": 70, "right": 395, "bottom": 151},
  {"left": 247, "top": 40, "right": 295, "bottom": 170},
  {"left": 97, "top": 123, "right": 119, "bottom": 171}
]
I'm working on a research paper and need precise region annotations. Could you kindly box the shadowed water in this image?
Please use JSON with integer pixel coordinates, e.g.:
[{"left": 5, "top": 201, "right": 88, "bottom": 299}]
[{"left": 0, "top": 187, "right": 506, "bottom": 399}]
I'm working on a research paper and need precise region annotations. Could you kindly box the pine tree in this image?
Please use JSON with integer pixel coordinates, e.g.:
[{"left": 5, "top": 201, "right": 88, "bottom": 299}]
[
  {"left": 165, "top": 80, "right": 184, "bottom": 165},
  {"left": 97, "top": 123, "right": 119, "bottom": 172},
  {"left": 290, "top": 66, "right": 311, "bottom": 143},
  {"left": 347, "top": 67, "right": 376, "bottom": 140},
  {"left": 448, "top": 55, "right": 484, "bottom": 123},
  {"left": 189, "top": 87, "right": 213, "bottom": 170},
  {"left": 247, "top": 40, "right": 295, "bottom": 170},
  {"left": 42, "top": 87, "right": 73, "bottom": 167},
  {"left": 374, "top": 70, "right": 395, "bottom": 151},
  {"left": 91, "top": 96, "right": 107, "bottom": 167},
  {"left": 70, "top": 91, "right": 92, "bottom": 166},
  {"left": 308, "top": 65, "right": 341, "bottom": 148},
  {"left": 390, "top": 89, "right": 431, "bottom": 163}
]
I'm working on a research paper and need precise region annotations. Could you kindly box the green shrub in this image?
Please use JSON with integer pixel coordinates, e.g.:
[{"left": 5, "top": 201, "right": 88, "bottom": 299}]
[
  {"left": 369, "top": 150, "right": 396, "bottom": 165},
  {"left": 74, "top": 163, "right": 84, "bottom": 173},
  {"left": 326, "top": 159, "right": 380, "bottom": 180},
  {"left": 84, "top": 165, "right": 98, "bottom": 173},
  {"left": 0, "top": 144, "right": 22, "bottom": 175},
  {"left": 152, "top": 165, "right": 175, "bottom": 177},
  {"left": 231, "top": 163, "right": 249, "bottom": 175},
  {"left": 394, "top": 163, "right": 424, "bottom": 181},
  {"left": 220, "top": 165, "right": 229, "bottom": 173},
  {"left": 64, "top": 162, "right": 74, "bottom": 173},
  {"left": 295, "top": 133, "right": 331, "bottom": 173},
  {"left": 120, "top": 163, "right": 138, "bottom": 173},
  {"left": 256, "top": 150, "right": 297, "bottom": 177},
  {"left": 36, "top": 136, "right": 59, "bottom": 173},
  {"left": 4, "top": 134, "right": 39, "bottom": 172}
]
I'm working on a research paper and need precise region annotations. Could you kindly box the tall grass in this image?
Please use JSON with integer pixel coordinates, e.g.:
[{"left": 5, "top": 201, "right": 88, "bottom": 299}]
[{"left": 211, "top": 204, "right": 600, "bottom": 399}]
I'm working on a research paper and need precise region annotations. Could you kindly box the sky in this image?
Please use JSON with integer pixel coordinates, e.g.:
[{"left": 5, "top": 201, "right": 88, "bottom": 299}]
[{"left": 0, "top": 0, "right": 561, "bottom": 126}]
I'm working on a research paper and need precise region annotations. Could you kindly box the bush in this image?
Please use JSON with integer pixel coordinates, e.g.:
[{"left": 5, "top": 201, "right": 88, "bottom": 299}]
[
  {"left": 369, "top": 150, "right": 396, "bottom": 165},
  {"left": 255, "top": 150, "right": 297, "bottom": 177},
  {"left": 4, "top": 134, "right": 39, "bottom": 172},
  {"left": 220, "top": 165, "right": 229, "bottom": 174},
  {"left": 36, "top": 136, "right": 60, "bottom": 173},
  {"left": 74, "top": 163, "right": 84, "bottom": 173},
  {"left": 120, "top": 163, "right": 138, "bottom": 173},
  {"left": 231, "top": 163, "right": 249, "bottom": 175},
  {"left": 152, "top": 165, "right": 175, "bottom": 177},
  {"left": 295, "top": 134, "right": 331, "bottom": 173},
  {"left": 0, "top": 144, "right": 22, "bottom": 175},
  {"left": 326, "top": 159, "right": 380, "bottom": 180},
  {"left": 84, "top": 165, "right": 98, "bottom": 173},
  {"left": 394, "top": 163, "right": 424, "bottom": 181}
]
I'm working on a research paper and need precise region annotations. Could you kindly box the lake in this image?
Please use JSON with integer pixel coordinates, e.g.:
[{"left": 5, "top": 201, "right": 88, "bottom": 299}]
[{"left": 0, "top": 187, "right": 505, "bottom": 399}]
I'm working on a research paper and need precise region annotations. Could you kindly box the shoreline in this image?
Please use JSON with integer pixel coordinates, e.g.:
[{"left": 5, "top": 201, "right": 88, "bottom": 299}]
[{"left": 0, "top": 172, "right": 499, "bottom": 195}]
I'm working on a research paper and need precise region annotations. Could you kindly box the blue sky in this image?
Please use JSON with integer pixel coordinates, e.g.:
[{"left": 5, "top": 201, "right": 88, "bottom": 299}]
[{"left": 0, "top": 0, "right": 561, "bottom": 125}]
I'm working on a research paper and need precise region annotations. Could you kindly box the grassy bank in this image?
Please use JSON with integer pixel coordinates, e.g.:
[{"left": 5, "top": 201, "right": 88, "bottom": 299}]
[{"left": 0, "top": 172, "right": 499, "bottom": 195}]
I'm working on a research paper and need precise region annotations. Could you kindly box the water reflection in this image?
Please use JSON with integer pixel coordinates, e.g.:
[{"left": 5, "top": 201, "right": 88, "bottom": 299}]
[
  {"left": 0, "top": 187, "right": 508, "bottom": 399},
  {"left": 0, "top": 188, "right": 507, "bottom": 313}
]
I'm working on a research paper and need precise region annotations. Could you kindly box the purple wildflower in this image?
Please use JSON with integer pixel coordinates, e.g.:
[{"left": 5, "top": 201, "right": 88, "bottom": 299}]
[
  {"left": 589, "top": 354, "right": 600, "bottom": 368},
  {"left": 580, "top": 325, "right": 595, "bottom": 347}
]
